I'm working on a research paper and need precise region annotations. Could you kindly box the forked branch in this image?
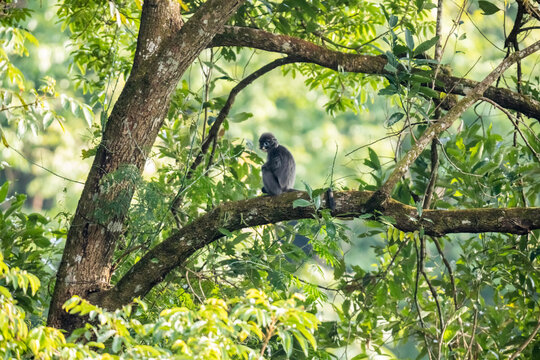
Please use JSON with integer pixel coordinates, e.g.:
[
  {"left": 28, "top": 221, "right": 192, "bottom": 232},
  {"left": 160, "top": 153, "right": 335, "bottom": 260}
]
[{"left": 364, "top": 40, "right": 540, "bottom": 212}]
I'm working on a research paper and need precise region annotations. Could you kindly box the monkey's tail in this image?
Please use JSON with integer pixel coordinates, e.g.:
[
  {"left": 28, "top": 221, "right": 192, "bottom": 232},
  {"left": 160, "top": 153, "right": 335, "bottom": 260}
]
[{"left": 326, "top": 188, "right": 336, "bottom": 211}]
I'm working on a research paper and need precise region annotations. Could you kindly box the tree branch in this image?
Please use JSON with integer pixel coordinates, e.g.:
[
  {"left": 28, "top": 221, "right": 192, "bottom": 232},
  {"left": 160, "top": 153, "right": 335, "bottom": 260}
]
[
  {"left": 91, "top": 190, "right": 540, "bottom": 310},
  {"left": 364, "top": 39, "right": 540, "bottom": 212},
  {"left": 508, "top": 316, "right": 540, "bottom": 360},
  {"left": 210, "top": 26, "right": 540, "bottom": 121}
]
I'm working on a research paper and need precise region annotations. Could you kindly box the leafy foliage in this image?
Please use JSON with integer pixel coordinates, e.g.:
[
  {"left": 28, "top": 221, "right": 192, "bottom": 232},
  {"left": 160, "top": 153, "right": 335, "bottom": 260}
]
[
  {"left": 0, "top": 182, "right": 63, "bottom": 317},
  {"left": 2, "top": 0, "right": 540, "bottom": 359},
  {"left": 57, "top": 0, "right": 140, "bottom": 107},
  {"left": 0, "top": 236, "right": 319, "bottom": 359},
  {"left": 64, "top": 289, "right": 319, "bottom": 359}
]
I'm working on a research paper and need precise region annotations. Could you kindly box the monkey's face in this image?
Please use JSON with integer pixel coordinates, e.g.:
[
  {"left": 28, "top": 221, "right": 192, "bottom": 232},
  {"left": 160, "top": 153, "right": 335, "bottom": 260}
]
[{"left": 259, "top": 133, "right": 278, "bottom": 152}]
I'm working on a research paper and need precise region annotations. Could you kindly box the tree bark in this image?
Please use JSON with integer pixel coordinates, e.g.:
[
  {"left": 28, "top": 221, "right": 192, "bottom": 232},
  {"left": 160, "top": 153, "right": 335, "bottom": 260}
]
[
  {"left": 211, "top": 26, "right": 540, "bottom": 121},
  {"left": 47, "top": 0, "right": 245, "bottom": 332},
  {"left": 90, "top": 190, "right": 540, "bottom": 310}
]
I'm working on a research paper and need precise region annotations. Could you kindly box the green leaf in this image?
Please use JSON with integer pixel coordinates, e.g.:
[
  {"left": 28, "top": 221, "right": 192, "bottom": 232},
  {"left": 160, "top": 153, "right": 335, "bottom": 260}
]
[
  {"left": 388, "top": 15, "right": 398, "bottom": 28},
  {"left": 81, "top": 104, "right": 94, "bottom": 127},
  {"left": 383, "top": 63, "right": 398, "bottom": 74},
  {"left": 293, "top": 199, "right": 312, "bottom": 208},
  {"left": 351, "top": 354, "right": 369, "bottom": 359},
  {"left": 314, "top": 195, "right": 321, "bottom": 209},
  {"left": 405, "top": 29, "right": 415, "bottom": 50},
  {"left": 388, "top": 112, "right": 404, "bottom": 126},
  {"left": 34, "top": 237, "right": 51, "bottom": 248},
  {"left": 279, "top": 330, "right": 293, "bottom": 357},
  {"left": 0, "top": 182, "right": 9, "bottom": 202},
  {"left": 326, "top": 221, "right": 336, "bottom": 238},
  {"left": 112, "top": 335, "right": 123, "bottom": 353},
  {"left": 418, "top": 86, "right": 439, "bottom": 99},
  {"left": 229, "top": 112, "right": 253, "bottom": 123},
  {"left": 415, "top": 201, "right": 423, "bottom": 217},
  {"left": 218, "top": 228, "right": 233, "bottom": 237},
  {"left": 414, "top": 36, "right": 440, "bottom": 56},
  {"left": 27, "top": 274, "right": 40, "bottom": 296},
  {"left": 410, "top": 74, "right": 433, "bottom": 84},
  {"left": 478, "top": 1, "right": 500, "bottom": 15},
  {"left": 303, "top": 181, "right": 313, "bottom": 198},
  {"left": 42, "top": 112, "right": 54, "bottom": 128},
  {"left": 86, "top": 341, "right": 105, "bottom": 349},
  {"left": 297, "top": 325, "right": 317, "bottom": 351},
  {"left": 292, "top": 329, "right": 309, "bottom": 356},
  {"left": 368, "top": 147, "right": 381, "bottom": 170},
  {"left": 96, "top": 329, "right": 116, "bottom": 343}
]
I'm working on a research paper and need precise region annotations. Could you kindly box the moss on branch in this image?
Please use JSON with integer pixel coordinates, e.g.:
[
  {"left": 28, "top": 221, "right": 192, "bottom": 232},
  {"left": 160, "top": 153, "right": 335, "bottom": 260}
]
[{"left": 92, "top": 190, "right": 540, "bottom": 310}]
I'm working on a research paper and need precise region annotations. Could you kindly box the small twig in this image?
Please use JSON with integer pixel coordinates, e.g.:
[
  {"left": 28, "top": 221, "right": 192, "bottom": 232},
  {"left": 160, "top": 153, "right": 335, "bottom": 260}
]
[
  {"left": 518, "top": 26, "right": 540, "bottom": 33},
  {"left": 424, "top": 0, "right": 444, "bottom": 211},
  {"left": 345, "top": 121, "right": 428, "bottom": 156},
  {"left": 508, "top": 316, "right": 540, "bottom": 360},
  {"left": 376, "top": 240, "right": 407, "bottom": 282},
  {"left": 201, "top": 49, "right": 214, "bottom": 142},
  {"left": 111, "top": 244, "right": 145, "bottom": 273},
  {"left": 205, "top": 135, "right": 218, "bottom": 171},
  {"left": 438, "top": 144, "right": 484, "bottom": 178},
  {"left": 0, "top": 97, "right": 42, "bottom": 112},
  {"left": 413, "top": 236, "right": 435, "bottom": 360},
  {"left": 10, "top": 147, "right": 85, "bottom": 185},
  {"left": 431, "top": 0, "right": 445, "bottom": 84},
  {"left": 297, "top": 277, "right": 339, "bottom": 292},
  {"left": 432, "top": 238, "right": 457, "bottom": 306},
  {"left": 480, "top": 97, "right": 540, "bottom": 163},
  {"left": 259, "top": 316, "right": 278, "bottom": 358},
  {"left": 147, "top": 280, "right": 172, "bottom": 312},
  {"left": 423, "top": 139, "right": 440, "bottom": 209},
  {"left": 465, "top": 309, "right": 478, "bottom": 359},
  {"left": 421, "top": 269, "right": 444, "bottom": 347},
  {"left": 185, "top": 269, "right": 203, "bottom": 304}
]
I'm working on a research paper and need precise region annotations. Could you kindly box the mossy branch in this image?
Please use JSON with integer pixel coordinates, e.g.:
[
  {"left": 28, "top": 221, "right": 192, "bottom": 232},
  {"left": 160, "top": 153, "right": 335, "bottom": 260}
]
[
  {"left": 92, "top": 190, "right": 540, "bottom": 310},
  {"left": 210, "top": 26, "right": 540, "bottom": 121}
]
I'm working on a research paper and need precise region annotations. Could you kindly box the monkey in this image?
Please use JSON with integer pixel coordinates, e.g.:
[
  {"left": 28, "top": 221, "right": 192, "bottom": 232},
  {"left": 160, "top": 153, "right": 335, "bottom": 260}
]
[{"left": 259, "top": 132, "right": 296, "bottom": 195}]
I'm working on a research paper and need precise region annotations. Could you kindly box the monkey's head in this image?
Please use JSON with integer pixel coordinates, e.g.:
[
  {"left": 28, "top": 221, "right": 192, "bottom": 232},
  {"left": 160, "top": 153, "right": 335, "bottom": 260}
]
[{"left": 259, "top": 132, "right": 278, "bottom": 152}]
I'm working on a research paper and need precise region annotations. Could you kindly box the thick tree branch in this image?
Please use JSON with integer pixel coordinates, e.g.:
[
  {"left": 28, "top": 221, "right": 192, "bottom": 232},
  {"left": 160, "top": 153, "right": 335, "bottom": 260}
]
[
  {"left": 91, "top": 190, "right": 540, "bottom": 310},
  {"left": 365, "top": 39, "right": 540, "bottom": 212},
  {"left": 210, "top": 26, "right": 540, "bottom": 121}
]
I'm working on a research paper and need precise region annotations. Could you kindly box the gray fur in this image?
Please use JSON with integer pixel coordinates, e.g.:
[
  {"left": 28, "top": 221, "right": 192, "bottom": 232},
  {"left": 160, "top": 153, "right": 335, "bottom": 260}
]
[{"left": 259, "top": 132, "right": 296, "bottom": 195}]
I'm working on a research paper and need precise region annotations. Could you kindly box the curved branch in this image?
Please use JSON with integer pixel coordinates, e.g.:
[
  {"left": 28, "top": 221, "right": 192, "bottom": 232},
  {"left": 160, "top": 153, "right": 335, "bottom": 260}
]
[
  {"left": 194, "top": 56, "right": 301, "bottom": 172},
  {"left": 171, "top": 56, "right": 301, "bottom": 220},
  {"left": 210, "top": 26, "right": 540, "bottom": 121},
  {"left": 92, "top": 190, "right": 540, "bottom": 310}
]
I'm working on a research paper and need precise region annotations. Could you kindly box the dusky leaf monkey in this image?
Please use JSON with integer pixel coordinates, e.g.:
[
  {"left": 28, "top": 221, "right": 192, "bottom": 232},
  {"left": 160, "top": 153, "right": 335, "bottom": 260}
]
[{"left": 259, "top": 132, "right": 296, "bottom": 195}]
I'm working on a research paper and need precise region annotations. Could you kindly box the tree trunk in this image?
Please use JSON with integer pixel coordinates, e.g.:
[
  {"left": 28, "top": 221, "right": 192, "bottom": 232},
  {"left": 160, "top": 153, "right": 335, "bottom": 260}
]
[{"left": 47, "top": 0, "right": 245, "bottom": 332}]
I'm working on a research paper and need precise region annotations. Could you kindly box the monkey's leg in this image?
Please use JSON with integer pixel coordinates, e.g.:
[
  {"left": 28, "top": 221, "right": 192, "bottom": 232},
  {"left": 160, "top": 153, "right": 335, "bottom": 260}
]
[{"left": 262, "top": 170, "right": 281, "bottom": 195}]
